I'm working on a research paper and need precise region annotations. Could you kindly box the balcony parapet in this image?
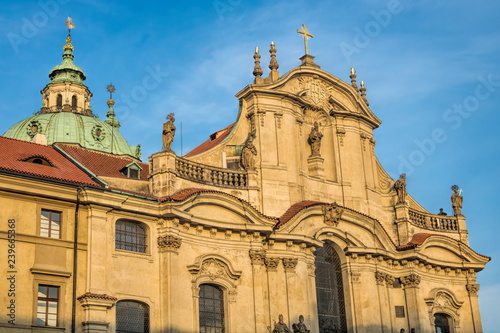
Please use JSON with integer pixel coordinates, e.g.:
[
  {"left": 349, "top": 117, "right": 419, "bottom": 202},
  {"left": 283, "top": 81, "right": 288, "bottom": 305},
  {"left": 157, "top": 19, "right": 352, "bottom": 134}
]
[{"left": 408, "top": 208, "right": 459, "bottom": 232}]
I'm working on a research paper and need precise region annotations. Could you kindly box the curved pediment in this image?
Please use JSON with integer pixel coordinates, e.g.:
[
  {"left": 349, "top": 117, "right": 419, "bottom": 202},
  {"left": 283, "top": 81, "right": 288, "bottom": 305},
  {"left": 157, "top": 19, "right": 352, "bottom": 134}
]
[{"left": 236, "top": 66, "right": 381, "bottom": 129}]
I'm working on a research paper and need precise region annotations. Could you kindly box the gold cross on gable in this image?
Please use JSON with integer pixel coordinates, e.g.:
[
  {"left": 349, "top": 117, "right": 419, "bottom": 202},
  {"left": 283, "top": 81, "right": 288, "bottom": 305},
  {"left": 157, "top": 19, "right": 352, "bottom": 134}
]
[{"left": 297, "top": 24, "right": 314, "bottom": 55}]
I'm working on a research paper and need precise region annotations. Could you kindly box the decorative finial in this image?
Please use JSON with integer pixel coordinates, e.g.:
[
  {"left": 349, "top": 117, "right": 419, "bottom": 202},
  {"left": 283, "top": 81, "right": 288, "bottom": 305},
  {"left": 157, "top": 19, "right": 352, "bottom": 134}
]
[
  {"left": 359, "top": 81, "right": 369, "bottom": 106},
  {"left": 350, "top": 67, "right": 358, "bottom": 90},
  {"left": 105, "top": 84, "right": 120, "bottom": 128},
  {"left": 269, "top": 42, "right": 279, "bottom": 71},
  {"left": 297, "top": 24, "right": 314, "bottom": 55},
  {"left": 253, "top": 47, "right": 263, "bottom": 82},
  {"left": 63, "top": 17, "right": 75, "bottom": 52}
]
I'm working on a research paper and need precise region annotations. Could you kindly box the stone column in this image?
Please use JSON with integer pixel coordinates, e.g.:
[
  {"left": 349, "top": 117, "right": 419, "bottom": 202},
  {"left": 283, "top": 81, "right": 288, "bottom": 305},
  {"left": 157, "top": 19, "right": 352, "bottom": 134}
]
[
  {"left": 401, "top": 273, "right": 421, "bottom": 332},
  {"left": 467, "top": 283, "right": 483, "bottom": 333},
  {"left": 77, "top": 293, "right": 117, "bottom": 332},
  {"left": 249, "top": 250, "right": 268, "bottom": 333}
]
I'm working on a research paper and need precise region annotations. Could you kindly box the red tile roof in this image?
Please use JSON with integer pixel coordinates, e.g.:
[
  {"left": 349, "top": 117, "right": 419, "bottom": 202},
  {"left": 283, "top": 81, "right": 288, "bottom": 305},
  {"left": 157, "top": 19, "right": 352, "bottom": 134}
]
[
  {"left": 57, "top": 144, "right": 149, "bottom": 181},
  {"left": 275, "top": 200, "right": 323, "bottom": 229},
  {"left": 0, "top": 136, "right": 100, "bottom": 186},
  {"left": 396, "top": 233, "right": 434, "bottom": 250},
  {"left": 184, "top": 123, "right": 234, "bottom": 157}
]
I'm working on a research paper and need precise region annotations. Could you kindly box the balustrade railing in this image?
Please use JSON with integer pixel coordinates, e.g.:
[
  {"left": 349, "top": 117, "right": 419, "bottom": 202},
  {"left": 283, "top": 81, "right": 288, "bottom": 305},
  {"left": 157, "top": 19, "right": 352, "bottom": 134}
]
[
  {"left": 408, "top": 208, "right": 458, "bottom": 231},
  {"left": 175, "top": 157, "right": 247, "bottom": 188}
]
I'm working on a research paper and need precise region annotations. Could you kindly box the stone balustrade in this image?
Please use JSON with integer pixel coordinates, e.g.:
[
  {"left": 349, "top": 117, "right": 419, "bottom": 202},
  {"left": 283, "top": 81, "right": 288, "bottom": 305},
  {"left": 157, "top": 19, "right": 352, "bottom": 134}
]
[
  {"left": 409, "top": 208, "right": 458, "bottom": 231},
  {"left": 175, "top": 156, "right": 247, "bottom": 188}
]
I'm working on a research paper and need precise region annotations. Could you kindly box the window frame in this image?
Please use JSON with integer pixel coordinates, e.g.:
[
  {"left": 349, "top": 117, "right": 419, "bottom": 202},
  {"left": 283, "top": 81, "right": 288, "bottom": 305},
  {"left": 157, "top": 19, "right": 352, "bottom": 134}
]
[
  {"left": 36, "top": 284, "right": 60, "bottom": 327},
  {"left": 115, "top": 220, "right": 148, "bottom": 253},
  {"left": 40, "top": 209, "right": 62, "bottom": 239}
]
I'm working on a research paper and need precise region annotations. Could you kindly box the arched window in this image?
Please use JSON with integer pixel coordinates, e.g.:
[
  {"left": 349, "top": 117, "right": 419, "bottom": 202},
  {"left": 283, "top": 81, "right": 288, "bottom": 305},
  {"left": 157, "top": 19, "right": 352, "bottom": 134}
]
[
  {"left": 56, "top": 94, "right": 62, "bottom": 108},
  {"left": 71, "top": 95, "right": 77, "bottom": 109},
  {"left": 115, "top": 220, "right": 147, "bottom": 253},
  {"left": 199, "top": 284, "right": 225, "bottom": 333},
  {"left": 434, "top": 313, "right": 452, "bottom": 333},
  {"left": 315, "top": 243, "right": 347, "bottom": 333},
  {"left": 116, "top": 300, "right": 149, "bottom": 333}
]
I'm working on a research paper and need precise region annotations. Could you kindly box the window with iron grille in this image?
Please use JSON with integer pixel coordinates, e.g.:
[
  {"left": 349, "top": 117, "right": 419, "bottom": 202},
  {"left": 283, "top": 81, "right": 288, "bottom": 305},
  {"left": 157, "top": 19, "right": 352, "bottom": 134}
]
[
  {"left": 36, "top": 285, "right": 59, "bottom": 327},
  {"left": 115, "top": 220, "right": 147, "bottom": 253},
  {"left": 199, "top": 284, "right": 225, "bottom": 333},
  {"left": 395, "top": 306, "right": 405, "bottom": 318},
  {"left": 116, "top": 300, "right": 149, "bottom": 333},
  {"left": 315, "top": 243, "right": 347, "bottom": 333},
  {"left": 40, "top": 209, "right": 61, "bottom": 238}
]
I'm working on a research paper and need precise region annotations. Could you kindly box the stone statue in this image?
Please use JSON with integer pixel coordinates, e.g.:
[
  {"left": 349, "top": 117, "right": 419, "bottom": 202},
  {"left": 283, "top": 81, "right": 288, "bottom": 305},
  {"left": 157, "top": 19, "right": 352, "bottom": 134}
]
[
  {"left": 292, "top": 315, "right": 310, "bottom": 333},
  {"left": 394, "top": 173, "right": 407, "bottom": 204},
  {"left": 240, "top": 133, "right": 257, "bottom": 170},
  {"left": 451, "top": 185, "right": 463, "bottom": 216},
  {"left": 273, "top": 314, "right": 291, "bottom": 333},
  {"left": 322, "top": 202, "right": 343, "bottom": 226},
  {"left": 162, "top": 113, "right": 176, "bottom": 152},
  {"left": 308, "top": 121, "right": 323, "bottom": 157}
]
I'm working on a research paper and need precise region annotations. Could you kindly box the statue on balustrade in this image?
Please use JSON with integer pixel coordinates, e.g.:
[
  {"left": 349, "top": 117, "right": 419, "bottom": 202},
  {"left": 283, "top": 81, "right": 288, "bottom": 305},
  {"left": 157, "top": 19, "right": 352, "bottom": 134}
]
[
  {"left": 162, "top": 113, "right": 176, "bottom": 152},
  {"left": 451, "top": 185, "right": 463, "bottom": 216},
  {"left": 240, "top": 133, "right": 257, "bottom": 170},
  {"left": 394, "top": 173, "right": 407, "bottom": 204},
  {"left": 292, "top": 315, "right": 310, "bottom": 333}
]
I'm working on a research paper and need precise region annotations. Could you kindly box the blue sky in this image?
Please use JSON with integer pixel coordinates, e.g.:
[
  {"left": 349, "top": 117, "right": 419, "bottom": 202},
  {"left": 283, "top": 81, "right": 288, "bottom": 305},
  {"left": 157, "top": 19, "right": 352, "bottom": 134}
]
[{"left": 1, "top": 0, "right": 499, "bottom": 330}]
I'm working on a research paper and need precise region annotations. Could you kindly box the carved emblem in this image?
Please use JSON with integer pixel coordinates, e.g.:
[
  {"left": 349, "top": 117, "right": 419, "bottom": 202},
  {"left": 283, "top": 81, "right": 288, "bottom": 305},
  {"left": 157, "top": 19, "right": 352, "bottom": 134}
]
[
  {"left": 322, "top": 202, "right": 344, "bottom": 226},
  {"left": 298, "top": 77, "right": 329, "bottom": 107},
  {"left": 27, "top": 120, "right": 43, "bottom": 138},
  {"left": 200, "top": 258, "right": 226, "bottom": 280},
  {"left": 91, "top": 124, "right": 106, "bottom": 142}
]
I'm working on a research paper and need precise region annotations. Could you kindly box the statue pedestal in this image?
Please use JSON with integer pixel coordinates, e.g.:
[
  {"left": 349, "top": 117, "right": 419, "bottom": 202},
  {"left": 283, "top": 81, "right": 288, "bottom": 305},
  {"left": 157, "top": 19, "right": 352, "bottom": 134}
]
[
  {"left": 307, "top": 156, "right": 324, "bottom": 178},
  {"left": 394, "top": 202, "right": 411, "bottom": 245},
  {"left": 149, "top": 151, "right": 178, "bottom": 197}
]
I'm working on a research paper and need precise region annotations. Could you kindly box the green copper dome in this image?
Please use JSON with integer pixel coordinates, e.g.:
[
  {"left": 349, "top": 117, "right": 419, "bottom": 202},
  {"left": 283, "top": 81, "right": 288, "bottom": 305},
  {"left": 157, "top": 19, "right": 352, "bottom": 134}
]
[{"left": 3, "top": 112, "right": 140, "bottom": 158}]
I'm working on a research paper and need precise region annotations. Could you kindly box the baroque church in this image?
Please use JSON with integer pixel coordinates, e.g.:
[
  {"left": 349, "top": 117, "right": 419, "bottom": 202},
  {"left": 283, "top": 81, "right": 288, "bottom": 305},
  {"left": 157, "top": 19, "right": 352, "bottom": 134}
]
[{"left": 0, "top": 20, "right": 490, "bottom": 333}]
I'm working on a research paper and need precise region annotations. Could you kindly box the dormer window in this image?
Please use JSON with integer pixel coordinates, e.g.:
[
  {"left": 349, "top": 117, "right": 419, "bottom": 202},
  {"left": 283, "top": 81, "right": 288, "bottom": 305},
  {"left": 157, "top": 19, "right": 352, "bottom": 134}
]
[
  {"left": 120, "top": 162, "right": 142, "bottom": 179},
  {"left": 22, "top": 156, "right": 53, "bottom": 167}
]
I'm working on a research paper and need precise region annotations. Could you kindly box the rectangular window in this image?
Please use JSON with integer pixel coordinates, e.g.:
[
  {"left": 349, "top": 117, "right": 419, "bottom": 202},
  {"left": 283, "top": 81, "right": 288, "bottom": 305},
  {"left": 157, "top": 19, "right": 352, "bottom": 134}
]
[
  {"left": 37, "top": 285, "right": 59, "bottom": 326},
  {"left": 395, "top": 306, "right": 405, "bottom": 318},
  {"left": 40, "top": 209, "right": 61, "bottom": 238}
]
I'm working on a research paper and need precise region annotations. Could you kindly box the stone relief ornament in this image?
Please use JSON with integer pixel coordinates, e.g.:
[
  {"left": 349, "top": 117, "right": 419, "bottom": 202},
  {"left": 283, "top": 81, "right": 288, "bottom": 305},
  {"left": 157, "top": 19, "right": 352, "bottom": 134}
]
[
  {"left": 157, "top": 235, "right": 182, "bottom": 252},
  {"left": 200, "top": 258, "right": 226, "bottom": 280},
  {"left": 466, "top": 283, "right": 480, "bottom": 296},
  {"left": 401, "top": 273, "right": 421, "bottom": 287},
  {"left": 265, "top": 257, "right": 280, "bottom": 271},
  {"left": 282, "top": 258, "right": 298, "bottom": 272},
  {"left": 249, "top": 250, "right": 266, "bottom": 265},
  {"left": 27, "top": 120, "right": 43, "bottom": 138},
  {"left": 322, "top": 202, "right": 344, "bottom": 226}
]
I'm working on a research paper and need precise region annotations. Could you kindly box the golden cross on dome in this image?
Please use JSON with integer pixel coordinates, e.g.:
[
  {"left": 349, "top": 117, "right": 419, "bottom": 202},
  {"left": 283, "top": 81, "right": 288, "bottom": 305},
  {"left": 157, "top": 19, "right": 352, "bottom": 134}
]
[{"left": 297, "top": 24, "right": 314, "bottom": 55}]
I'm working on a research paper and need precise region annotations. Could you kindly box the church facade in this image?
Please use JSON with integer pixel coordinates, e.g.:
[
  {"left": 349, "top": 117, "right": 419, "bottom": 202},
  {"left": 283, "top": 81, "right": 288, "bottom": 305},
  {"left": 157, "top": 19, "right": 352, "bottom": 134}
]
[{"left": 0, "top": 22, "right": 489, "bottom": 333}]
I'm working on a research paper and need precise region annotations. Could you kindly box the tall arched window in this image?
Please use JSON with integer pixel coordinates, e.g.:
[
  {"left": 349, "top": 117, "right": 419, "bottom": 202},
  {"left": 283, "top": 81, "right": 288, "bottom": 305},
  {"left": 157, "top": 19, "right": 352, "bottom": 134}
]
[
  {"left": 434, "top": 313, "right": 452, "bottom": 333},
  {"left": 71, "top": 95, "right": 77, "bottom": 109},
  {"left": 315, "top": 243, "right": 347, "bottom": 333},
  {"left": 199, "top": 284, "right": 225, "bottom": 333},
  {"left": 56, "top": 94, "right": 62, "bottom": 108},
  {"left": 116, "top": 300, "right": 149, "bottom": 333},
  {"left": 115, "top": 220, "right": 147, "bottom": 253}
]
